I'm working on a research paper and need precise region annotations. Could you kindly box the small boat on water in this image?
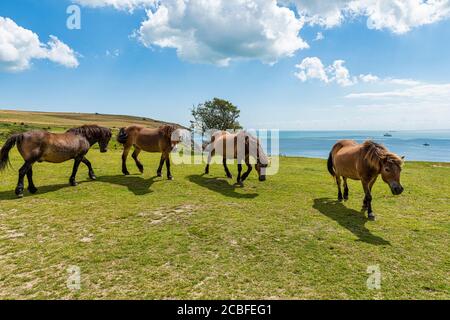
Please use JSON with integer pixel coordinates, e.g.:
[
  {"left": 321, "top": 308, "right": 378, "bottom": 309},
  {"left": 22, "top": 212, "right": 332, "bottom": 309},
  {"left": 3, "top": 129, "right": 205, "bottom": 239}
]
[
  {"left": 383, "top": 133, "right": 392, "bottom": 137},
  {"left": 423, "top": 143, "right": 430, "bottom": 147}
]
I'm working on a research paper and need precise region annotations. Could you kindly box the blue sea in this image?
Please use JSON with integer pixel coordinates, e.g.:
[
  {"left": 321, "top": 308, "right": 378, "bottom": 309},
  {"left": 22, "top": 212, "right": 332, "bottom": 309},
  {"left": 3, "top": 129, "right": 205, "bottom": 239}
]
[{"left": 273, "top": 130, "right": 450, "bottom": 162}]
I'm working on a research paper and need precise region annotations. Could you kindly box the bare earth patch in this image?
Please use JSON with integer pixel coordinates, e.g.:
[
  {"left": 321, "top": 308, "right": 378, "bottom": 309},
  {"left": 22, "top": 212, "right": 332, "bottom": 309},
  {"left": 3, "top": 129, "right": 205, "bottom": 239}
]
[{"left": 138, "top": 204, "right": 199, "bottom": 226}]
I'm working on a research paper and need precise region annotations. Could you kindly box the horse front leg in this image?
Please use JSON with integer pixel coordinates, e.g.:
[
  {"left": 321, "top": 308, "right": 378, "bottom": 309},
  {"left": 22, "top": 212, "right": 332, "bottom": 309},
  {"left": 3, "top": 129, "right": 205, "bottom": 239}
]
[
  {"left": 70, "top": 156, "right": 83, "bottom": 186},
  {"left": 165, "top": 153, "right": 173, "bottom": 180},
  {"left": 15, "top": 161, "right": 32, "bottom": 198},
  {"left": 223, "top": 158, "right": 232, "bottom": 179},
  {"left": 362, "top": 180, "right": 375, "bottom": 220},
  {"left": 239, "top": 161, "right": 253, "bottom": 184},
  {"left": 157, "top": 154, "right": 165, "bottom": 177},
  {"left": 26, "top": 165, "right": 38, "bottom": 194},
  {"left": 82, "top": 157, "right": 96, "bottom": 180},
  {"left": 122, "top": 145, "right": 131, "bottom": 175},
  {"left": 132, "top": 147, "right": 144, "bottom": 174}
]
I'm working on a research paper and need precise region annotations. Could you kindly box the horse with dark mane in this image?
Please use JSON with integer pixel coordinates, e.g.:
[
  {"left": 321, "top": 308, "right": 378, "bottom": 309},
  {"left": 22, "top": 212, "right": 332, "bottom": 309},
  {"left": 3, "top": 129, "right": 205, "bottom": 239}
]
[
  {"left": 117, "top": 124, "right": 185, "bottom": 180},
  {"left": 0, "top": 125, "right": 112, "bottom": 197},
  {"left": 327, "top": 140, "right": 404, "bottom": 220}
]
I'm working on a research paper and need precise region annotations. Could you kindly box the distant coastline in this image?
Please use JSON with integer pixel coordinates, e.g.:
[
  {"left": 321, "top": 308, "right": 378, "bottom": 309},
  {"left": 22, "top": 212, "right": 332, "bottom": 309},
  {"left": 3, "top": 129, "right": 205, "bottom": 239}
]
[{"left": 272, "top": 130, "right": 450, "bottom": 163}]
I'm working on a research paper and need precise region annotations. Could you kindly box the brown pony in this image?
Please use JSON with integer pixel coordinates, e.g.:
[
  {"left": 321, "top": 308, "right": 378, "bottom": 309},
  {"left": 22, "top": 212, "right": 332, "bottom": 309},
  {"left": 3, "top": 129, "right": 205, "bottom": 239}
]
[
  {"left": 0, "top": 125, "right": 112, "bottom": 197},
  {"left": 327, "top": 140, "right": 404, "bottom": 220},
  {"left": 117, "top": 124, "right": 184, "bottom": 180},
  {"left": 204, "top": 131, "right": 269, "bottom": 185}
]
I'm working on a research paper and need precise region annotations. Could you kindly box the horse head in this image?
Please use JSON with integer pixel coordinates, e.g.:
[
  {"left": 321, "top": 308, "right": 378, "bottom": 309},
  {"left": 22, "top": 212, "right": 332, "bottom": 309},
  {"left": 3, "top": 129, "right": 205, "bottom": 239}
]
[{"left": 380, "top": 155, "right": 405, "bottom": 195}]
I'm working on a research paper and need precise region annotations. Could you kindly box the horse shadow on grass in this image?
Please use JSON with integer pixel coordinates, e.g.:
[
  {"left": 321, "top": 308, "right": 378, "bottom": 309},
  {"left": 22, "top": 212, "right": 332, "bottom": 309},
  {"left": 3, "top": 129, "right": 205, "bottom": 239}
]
[
  {"left": 0, "top": 181, "right": 89, "bottom": 200},
  {"left": 313, "top": 198, "right": 391, "bottom": 246},
  {"left": 187, "top": 174, "right": 258, "bottom": 199},
  {"left": 97, "top": 174, "right": 158, "bottom": 196}
]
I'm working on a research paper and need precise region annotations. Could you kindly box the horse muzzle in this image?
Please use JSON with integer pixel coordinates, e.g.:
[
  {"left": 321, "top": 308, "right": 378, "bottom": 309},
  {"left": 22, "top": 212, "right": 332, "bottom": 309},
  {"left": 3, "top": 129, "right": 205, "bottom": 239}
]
[
  {"left": 390, "top": 183, "right": 404, "bottom": 195},
  {"left": 259, "top": 175, "right": 266, "bottom": 182}
]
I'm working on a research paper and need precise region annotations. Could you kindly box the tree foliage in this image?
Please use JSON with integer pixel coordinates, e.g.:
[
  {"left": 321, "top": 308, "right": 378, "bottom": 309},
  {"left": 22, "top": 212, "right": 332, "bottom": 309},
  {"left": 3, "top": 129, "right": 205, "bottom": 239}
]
[{"left": 191, "top": 98, "right": 242, "bottom": 133}]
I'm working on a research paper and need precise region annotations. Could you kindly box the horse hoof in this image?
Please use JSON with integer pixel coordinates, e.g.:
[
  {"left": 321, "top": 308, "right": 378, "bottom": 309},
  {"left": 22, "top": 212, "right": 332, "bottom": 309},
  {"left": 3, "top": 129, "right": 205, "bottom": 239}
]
[
  {"left": 15, "top": 187, "right": 24, "bottom": 197},
  {"left": 167, "top": 176, "right": 174, "bottom": 181},
  {"left": 28, "top": 187, "right": 38, "bottom": 194},
  {"left": 338, "top": 197, "right": 343, "bottom": 202},
  {"left": 123, "top": 171, "right": 130, "bottom": 176},
  {"left": 368, "top": 213, "right": 376, "bottom": 221},
  {"left": 90, "top": 175, "right": 97, "bottom": 180},
  {"left": 157, "top": 173, "right": 162, "bottom": 178},
  {"left": 70, "top": 181, "right": 78, "bottom": 187}
]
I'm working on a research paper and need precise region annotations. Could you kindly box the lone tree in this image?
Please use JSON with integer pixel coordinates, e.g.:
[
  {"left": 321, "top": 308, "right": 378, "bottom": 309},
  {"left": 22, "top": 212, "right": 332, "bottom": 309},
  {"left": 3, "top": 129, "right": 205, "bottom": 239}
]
[{"left": 191, "top": 98, "right": 242, "bottom": 135}]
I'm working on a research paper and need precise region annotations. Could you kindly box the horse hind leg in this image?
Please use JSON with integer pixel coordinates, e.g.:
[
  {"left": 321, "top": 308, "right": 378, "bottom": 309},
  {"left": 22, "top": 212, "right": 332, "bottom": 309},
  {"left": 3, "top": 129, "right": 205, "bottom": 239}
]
[
  {"left": 26, "top": 166, "right": 38, "bottom": 194},
  {"left": 69, "top": 156, "right": 83, "bottom": 186},
  {"left": 237, "top": 163, "right": 243, "bottom": 183},
  {"left": 336, "top": 176, "right": 343, "bottom": 201},
  {"left": 343, "top": 177, "right": 349, "bottom": 200},
  {"left": 15, "top": 161, "right": 33, "bottom": 197},
  {"left": 205, "top": 148, "right": 215, "bottom": 175},
  {"left": 132, "top": 147, "right": 144, "bottom": 173}
]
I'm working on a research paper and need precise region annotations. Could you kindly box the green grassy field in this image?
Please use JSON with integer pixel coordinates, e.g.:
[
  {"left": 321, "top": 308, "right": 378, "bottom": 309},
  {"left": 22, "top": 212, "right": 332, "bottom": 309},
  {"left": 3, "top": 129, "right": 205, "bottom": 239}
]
[{"left": 0, "top": 143, "right": 448, "bottom": 299}]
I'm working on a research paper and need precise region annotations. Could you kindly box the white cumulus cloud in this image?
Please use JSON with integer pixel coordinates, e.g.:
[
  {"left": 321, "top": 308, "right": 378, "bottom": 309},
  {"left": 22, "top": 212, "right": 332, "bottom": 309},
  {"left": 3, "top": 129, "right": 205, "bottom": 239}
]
[
  {"left": 295, "top": 57, "right": 357, "bottom": 86},
  {"left": 330, "top": 60, "right": 357, "bottom": 86},
  {"left": 73, "top": 0, "right": 450, "bottom": 67},
  {"left": 295, "top": 57, "right": 329, "bottom": 83},
  {"left": 137, "top": 0, "right": 308, "bottom": 66},
  {"left": 295, "top": 56, "right": 426, "bottom": 87},
  {"left": 74, "top": 0, "right": 156, "bottom": 11},
  {"left": 0, "top": 17, "right": 79, "bottom": 72},
  {"left": 285, "top": 0, "right": 450, "bottom": 34}
]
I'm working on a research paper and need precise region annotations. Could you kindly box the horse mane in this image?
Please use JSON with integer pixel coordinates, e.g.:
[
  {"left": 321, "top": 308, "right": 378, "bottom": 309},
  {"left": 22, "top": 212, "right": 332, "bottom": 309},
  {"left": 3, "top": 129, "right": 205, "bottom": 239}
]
[
  {"left": 67, "top": 125, "right": 112, "bottom": 142},
  {"left": 238, "top": 131, "right": 269, "bottom": 166},
  {"left": 362, "top": 140, "right": 403, "bottom": 171},
  {"left": 160, "top": 125, "right": 178, "bottom": 140}
]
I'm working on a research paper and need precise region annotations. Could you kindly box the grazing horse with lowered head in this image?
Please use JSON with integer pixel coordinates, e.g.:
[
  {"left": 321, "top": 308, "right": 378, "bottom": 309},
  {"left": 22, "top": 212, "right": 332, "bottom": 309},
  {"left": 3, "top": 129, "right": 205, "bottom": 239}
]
[
  {"left": 117, "top": 125, "right": 184, "bottom": 180},
  {"left": 0, "top": 125, "right": 112, "bottom": 197},
  {"left": 327, "top": 140, "right": 404, "bottom": 220},
  {"left": 204, "top": 130, "right": 269, "bottom": 185}
]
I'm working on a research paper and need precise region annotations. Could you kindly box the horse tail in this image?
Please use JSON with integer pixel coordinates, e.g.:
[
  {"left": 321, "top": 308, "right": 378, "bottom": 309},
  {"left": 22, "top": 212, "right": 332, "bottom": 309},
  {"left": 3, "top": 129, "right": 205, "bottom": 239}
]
[
  {"left": 327, "top": 141, "right": 345, "bottom": 177},
  {"left": 0, "top": 134, "right": 22, "bottom": 172},
  {"left": 117, "top": 127, "right": 128, "bottom": 145},
  {"left": 327, "top": 152, "right": 335, "bottom": 177}
]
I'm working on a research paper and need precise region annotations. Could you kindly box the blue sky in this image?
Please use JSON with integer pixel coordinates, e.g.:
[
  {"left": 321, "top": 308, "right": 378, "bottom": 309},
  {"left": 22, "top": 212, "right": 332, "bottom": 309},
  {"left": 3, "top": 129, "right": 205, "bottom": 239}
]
[{"left": 1, "top": 0, "right": 450, "bottom": 130}]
